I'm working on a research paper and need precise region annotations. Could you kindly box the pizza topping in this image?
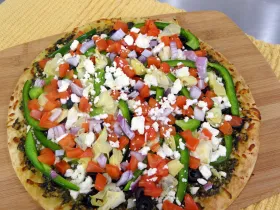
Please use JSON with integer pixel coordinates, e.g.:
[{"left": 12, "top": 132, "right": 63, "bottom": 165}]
[{"left": 21, "top": 19, "right": 245, "bottom": 209}]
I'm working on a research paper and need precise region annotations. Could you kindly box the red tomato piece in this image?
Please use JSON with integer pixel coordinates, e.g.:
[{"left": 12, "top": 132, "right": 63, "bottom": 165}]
[
  {"left": 106, "top": 164, "right": 121, "bottom": 179},
  {"left": 113, "top": 20, "right": 128, "bottom": 33},
  {"left": 184, "top": 194, "right": 199, "bottom": 210},
  {"left": 82, "top": 122, "right": 89, "bottom": 133},
  {"left": 38, "top": 58, "right": 50, "bottom": 69},
  {"left": 37, "top": 148, "right": 55, "bottom": 166},
  {"left": 148, "top": 97, "right": 158, "bottom": 108},
  {"left": 228, "top": 116, "right": 243, "bottom": 127},
  {"left": 182, "top": 107, "right": 194, "bottom": 117},
  {"left": 139, "top": 85, "right": 150, "bottom": 98},
  {"left": 127, "top": 156, "right": 139, "bottom": 172},
  {"left": 66, "top": 147, "right": 84, "bottom": 158},
  {"left": 202, "top": 96, "right": 214, "bottom": 109},
  {"left": 28, "top": 99, "right": 40, "bottom": 110},
  {"left": 147, "top": 153, "right": 163, "bottom": 168},
  {"left": 151, "top": 142, "right": 161, "bottom": 153},
  {"left": 30, "top": 109, "right": 42, "bottom": 120},
  {"left": 189, "top": 68, "right": 198, "bottom": 78},
  {"left": 144, "top": 185, "right": 163, "bottom": 198},
  {"left": 114, "top": 56, "right": 129, "bottom": 69},
  {"left": 189, "top": 156, "right": 200, "bottom": 170},
  {"left": 180, "top": 130, "right": 199, "bottom": 151},
  {"left": 163, "top": 200, "right": 183, "bottom": 210},
  {"left": 205, "top": 90, "right": 217, "bottom": 98},
  {"left": 168, "top": 114, "right": 176, "bottom": 125},
  {"left": 59, "top": 63, "right": 70, "bottom": 78},
  {"left": 43, "top": 100, "right": 60, "bottom": 112},
  {"left": 95, "top": 173, "right": 107, "bottom": 191},
  {"left": 147, "top": 56, "right": 161, "bottom": 68},
  {"left": 194, "top": 50, "right": 207, "bottom": 57},
  {"left": 79, "top": 97, "right": 91, "bottom": 113},
  {"left": 86, "top": 161, "right": 105, "bottom": 173},
  {"left": 219, "top": 121, "right": 233, "bottom": 135},
  {"left": 176, "top": 96, "right": 187, "bottom": 108},
  {"left": 130, "top": 134, "right": 145, "bottom": 151},
  {"left": 96, "top": 39, "right": 108, "bottom": 51},
  {"left": 123, "top": 65, "right": 136, "bottom": 78},
  {"left": 161, "top": 36, "right": 170, "bottom": 46},
  {"left": 160, "top": 62, "right": 171, "bottom": 73},
  {"left": 39, "top": 112, "right": 58, "bottom": 128},
  {"left": 146, "top": 127, "right": 157, "bottom": 140},
  {"left": 58, "top": 134, "right": 76, "bottom": 150},
  {"left": 157, "top": 160, "right": 169, "bottom": 177},
  {"left": 79, "top": 148, "right": 93, "bottom": 158},
  {"left": 201, "top": 128, "right": 212, "bottom": 140},
  {"left": 118, "top": 135, "right": 129, "bottom": 150},
  {"left": 55, "top": 160, "right": 70, "bottom": 175},
  {"left": 44, "top": 79, "right": 58, "bottom": 93}
]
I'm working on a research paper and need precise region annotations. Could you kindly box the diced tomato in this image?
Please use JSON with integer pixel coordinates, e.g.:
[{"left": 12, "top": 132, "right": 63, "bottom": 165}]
[
  {"left": 108, "top": 132, "right": 118, "bottom": 142},
  {"left": 145, "top": 116, "right": 155, "bottom": 127},
  {"left": 201, "top": 128, "right": 212, "bottom": 140},
  {"left": 189, "top": 68, "right": 198, "bottom": 78},
  {"left": 148, "top": 97, "right": 158, "bottom": 108},
  {"left": 30, "top": 109, "right": 42, "bottom": 120},
  {"left": 145, "top": 20, "right": 157, "bottom": 29},
  {"left": 120, "top": 49, "right": 130, "bottom": 58},
  {"left": 184, "top": 194, "right": 199, "bottom": 210},
  {"left": 74, "top": 30, "right": 84, "bottom": 39},
  {"left": 39, "top": 112, "right": 58, "bottom": 128},
  {"left": 118, "top": 135, "right": 129, "bottom": 150},
  {"left": 163, "top": 200, "right": 183, "bottom": 210},
  {"left": 28, "top": 99, "right": 40, "bottom": 110},
  {"left": 144, "top": 185, "right": 163, "bottom": 198},
  {"left": 110, "top": 90, "right": 121, "bottom": 100},
  {"left": 104, "top": 114, "right": 115, "bottom": 126},
  {"left": 219, "top": 121, "right": 233, "bottom": 135},
  {"left": 44, "top": 79, "right": 58, "bottom": 93},
  {"left": 65, "top": 69, "right": 74, "bottom": 80},
  {"left": 170, "top": 34, "right": 183, "bottom": 49},
  {"left": 58, "top": 134, "right": 76, "bottom": 150},
  {"left": 135, "top": 46, "right": 144, "bottom": 54},
  {"left": 37, "top": 148, "right": 55, "bottom": 166},
  {"left": 38, "top": 58, "right": 50, "bottom": 69},
  {"left": 147, "top": 56, "right": 161, "bottom": 68},
  {"left": 180, "top": 130, "right": 199, "bottom": 151},
  {"left": 127, "top": 156, "right": 138, "bottom": 172},
  {"left": 79, "top": 97, "right": 90, "bottom": 113},
  {"left": 159, "top": 125, "right": 176, "bottom": 138},
  {"left": 114, "top": 56, "right": 129, "bottom": 69},
  {"left": 86, "top": 161, "right": 105, "bottom": 173},
  {"left": 123, "top": 65, "right": 136, "bottom": 78},
  {"left": 189, "top": 156, "right": 200, "bottom": 169},
  {"left": 151, "top": 142, "right": 160, "bottom": 152},
  {"left": 95, "top": 173, "right": 107, "bottom": 191},
  {"left": 107, "top": 42, "right": 121, "bottom": 54},
  {"left": 228, "top": 116, "right": 243, "bottom": 127},
  {"left": 160, "top": 62, "right": 171, "bottom": 73},
  {"left": 43, "top": 100, "right": 60, "bottom": 112},
  {"left": 46, "top": 90, "right": 59, "bottom": 101},
  {"left": 161, "top": 36, "right": 170, "bottom": 46},
  {"left": 81, "top": 122, "right": 89, "bottom": 133},
  {"left": 92, "top": 35, "right": 100, "bottom": 42},
  {"left": 140, "top": 103, "right": 150, "bottom": 116},
  {"left": 107, "top": 39, "right": 115, "bottom": 46},
  {"left": 147, "top": 28, "right": 160, "bottom": 36},
  {"left": 205, "top": 90, "right": 217, "bottom": 98},
  {"left": 73, "top": 79, "right": 83, "bottom": 88},
  {"left": 157, "top": 160, "right": 169, "bottom": 177},
  {"left": 59, "top": 63, "right": 70, "bottom": 78},
  {"left": 139, "top": 85, "right": 150, "bottom": 98},
  {"left": 106, "top": 164, "right": 121, "bottom": 179},
  {"left": 168, "top": 114, "right": 176, "bottom": 125},
  {"left": 146, "top": 127, "right": 157, "bottom": 140},
  {"left": 129, "top": 31, "right": 138, "bottom": 40},
  {"left": 176, "top": 96, "right": 187, "bottom": 108},
  {"left": 194, "top": 50, "right": 207, "bottom": 57},
  {"left": 79, "top": 148, "right": 93, "bottom": 158},
  {"left": 58, "top": 91, "right": 70, "bottom": 99},
  {"left": 202, "top": 96, "right": 214, "bottom": 109},
  {"left": 182, "top": 106, "right": 194, "bottom": 117},
  {"left": 140, "top": 25, "right": 148, "bottom": 34},
  {"left": 55, "top": 160, "right": 70, "bottom": 175},
  {"left": 66, "top": 147, "right": 84, "bottom": 158},
  {"left": 96, "top": 39, "right": 108, "bottom": 51},
  {"left": 147, "top": 153, "right": 163, "bottom": 168},
  {"left": 113, "top": 20, "right": 128, "bottom": 33},
  {"left": 130, "top": 134, "right": 145, "bottom": 151}
]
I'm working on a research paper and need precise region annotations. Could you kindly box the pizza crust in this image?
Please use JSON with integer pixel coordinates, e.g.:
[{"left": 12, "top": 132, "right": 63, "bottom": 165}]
[{"left": 6, "top": 18, "right": 260, "bottom": 210}]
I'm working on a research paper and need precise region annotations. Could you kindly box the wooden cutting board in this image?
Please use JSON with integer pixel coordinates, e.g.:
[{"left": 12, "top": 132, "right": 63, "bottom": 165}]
[{"left": 0, "top": 11, "right": 280, "bottom": 210}]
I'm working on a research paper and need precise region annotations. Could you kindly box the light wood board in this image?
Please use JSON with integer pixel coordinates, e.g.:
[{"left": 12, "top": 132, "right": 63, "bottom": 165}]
[{"left": 0, "top": 11, "right": 280, "bottom": 210}]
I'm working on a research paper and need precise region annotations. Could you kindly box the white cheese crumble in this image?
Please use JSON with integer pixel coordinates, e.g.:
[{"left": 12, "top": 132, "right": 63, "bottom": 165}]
[
  {"left": 224, "top": 115, "right": 232, "bottom": 121},
  {"left": 171, "top": 79, "right": 182, "bottom": 94},
  {"left": 199, "top": 165, "right": 212, "bottom": 180},
  {"left": 130, "top": 27, "right": 140, "bottom": 33},
  {"left": 146, "top": 168, "right": 157, "bottom": 176},
  {"left": 131, "top": 116, "right": 145, "bottom": 134},
  {"left": 197, "top": 101, "right": 209, "bottom": 112},
  {"left": 152, "top": 42, "right": 165, "bottom": 55},
  {"left": 71, "top": 94, "right": 80, "bottom": 103},
  {"left": 176, "top": 66, "right": 190, "bottom": 78},
  {"left": 83, "top": 59, "right": 95, "bottom": 74},
  {"left": 135, "top": 34, "right": 150, "bottom": 48},
  {"left": 124, "top": 35, "right": 134, "bottom": 46},
  {"left": 144, "top": 74, "right": 158, "bottom": 87},
  {"left": 109, "top": 140, "right": 120, "bottom": 148},
  {"left": 190, "top": 187, "right": 200, "bottom": 195},
  {"left": 197, "top": 178, "right": 207, "bottom": 185},
  {"left": 184, "top": 99, "right": 198, "bottom": 110},
  {"left": 211, "top": 145, "right": 227, "bottom": 162},
  {"left": 152, "top": 122, "right": 159, "bottom": 132},
  {"left": 219, "top": 171, "right": 227, "bottom": 178},
  {"left": 58, "top": 80, "right": 71, "bottom": 92},
  {"left": 139, "top": 146, "right": 150, "bottom": 155},
  {"left": 138, "top": 162, "right": 147, "bottom": 170},
  {"left": 70, "top": 40, "right": 79, "bottom": 51}
]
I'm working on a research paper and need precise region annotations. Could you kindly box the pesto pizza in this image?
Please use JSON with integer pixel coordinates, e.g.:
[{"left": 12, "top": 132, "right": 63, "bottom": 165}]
[{"left": 7, "top": 18, "right": 261, "bottom": 210}]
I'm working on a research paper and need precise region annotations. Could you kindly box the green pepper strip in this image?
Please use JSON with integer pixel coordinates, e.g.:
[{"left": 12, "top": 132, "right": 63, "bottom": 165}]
[
  {"left": 210, "top": 135, "right": 233, "bottom": 166},
  {"left": 165, "top": 60, "right": 196, "bottom": 68},
  {"left": 94, "top": 69, "right": 105, "bottom": 96},
  {"left": 25, "top": 130, "right": 79, "bottom": 191},
  {"left": 123, "top": 169, "right": 144, "bottom": 191},
  {"left": 156, "top": 87, "right": 164, "bottom": 102},
  {"left": 23, "top": 80, "right": 45, "bottom": 131},
  {"left": 134, "top": 22, "right": 200, "bottom": 50},
  {"left": 175, "top": 119, "right": 200, "bottom": 131},
  {"left": 84, "top": 47, "right": 96, "bottom": 57},
  {"left": 167, "top": 73, "right": 191, "bottom": 98},
  {"left": 90, "top": 107, "right": 104, "bottom": 116},
  {"left": 34, "top": 130, "right": 61, "bottom": 151},
  {"left": 118, "top": 99, "right": 131, "bottom": 124},
  {"left": 208, "top": 63, "right": 240, "bottom": 116},
  {"left": 29, "top": 87, "right": 43, "bottom": 99},
  {"left": 174, "top": 134, "right": 190, "bottom": 202},
  {"left": 48, "top": 28, "right": 97, "bottom": 57}
]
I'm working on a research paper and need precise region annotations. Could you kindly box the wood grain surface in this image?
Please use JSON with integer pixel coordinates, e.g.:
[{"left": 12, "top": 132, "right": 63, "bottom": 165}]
[{"left": 0, "top": 11, "right": 280, "bottom": 210}]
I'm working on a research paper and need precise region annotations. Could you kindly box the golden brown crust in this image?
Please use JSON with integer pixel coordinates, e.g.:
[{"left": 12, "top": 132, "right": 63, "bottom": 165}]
[{"left": 7, "top": 18, "right": 260, "bottom": 210}]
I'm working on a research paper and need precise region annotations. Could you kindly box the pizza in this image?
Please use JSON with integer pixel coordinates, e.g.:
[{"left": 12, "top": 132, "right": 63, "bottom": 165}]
[{"left": 7, "top": 18, "right": 261, "bottom": 210}]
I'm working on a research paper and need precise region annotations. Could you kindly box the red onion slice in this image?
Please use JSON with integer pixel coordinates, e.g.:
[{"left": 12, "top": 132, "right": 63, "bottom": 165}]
[
  {"left": 197, "top": 79, "right": 206, "bottom": 90},
  {"left": 194, "top": 106, "right": 205, "bottom": 121},
  {"left": 196, "top": 57, "right": 208, "bottom": 79},
  {"left": 49, "top": 108, "right": 62, "bottom": 122},
  {"left": 203, "top": 182, "right": 213, "bottom": 191},
  {"left": 134, "top": 80, "right": 144, "bottom": 91},
  {"left": 120, "top": 161, "right": 129, "bottom": 171},
  {"left": 170, "top": 41, "right": 178, "bottom": 59},
  {"left": 97, "top": 153, "right": 107, "bottom": 168},
  {"left": 138, "top": 55, "right": 147, "bottom": 64},
  {"left": 50, "top": 170, "right": 58, "bottom": 179},
  {"left": 80, "top": 40, "right": 95, "bottom": 54},
  {"left": 114, "top": 122, "right": 123, "bottom": 137},
  {"left": 55, "top": 149, "right": 65, "bottom": 157},
  {"left": 130, "top": 151, "right": 146, "bottom": 162},
  {"left": 184, "top": 51, "right": 197, "bottom": 62},
  {"left": 127, "top": 91, "right": 139, "bottom": 99},
  {"left": 117, "top": 114, "right": 135, "bottom": 140},
  {"left": 190, "top": 86, "right": 202, "bottom": 99},
  {"left": 70, "top": 126, "right": 80, "bottom": 135},
  {"left": 53, "top": 124, "right": 66, "bottom": 139},
  {"left": 89, "top": 119, "right": 102, "bottom": 133},
  {"left": 30, "top": 110, "right": 42, "bottom": 120},
  {"left": 34, "top": 79, "right": 45, "bottom": 88},
  {"left": 116, "top": 170, "right": 133, "bottom": 186},
  {"left": 66, "top": 56, "right": 79, "bottom": 67},
  {"left": 141, "top": 49, "right": 152, "bottom": 58},
  {"left": 111, "top": 29, "right": 126, "bottom": 41},
  {"left": 47, "top": 128, "right": 55, "bottom": 139},
  {"left": 70, "top": 83, "right": 83, "bottom": 97},
  {"left": 130, "top": 176, "right": 141, "bottom": 191},
  {"left": 109, "top": 53, "right": 117, "bottom": 61},
  {"left": 149, "top": 40, "right": 158, "bottom": 48},
  {"left": 128, "top": 50, "right": 137, "bottom": 58}
]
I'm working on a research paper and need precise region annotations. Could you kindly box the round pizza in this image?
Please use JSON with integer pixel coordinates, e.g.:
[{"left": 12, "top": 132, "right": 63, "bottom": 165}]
[{"left": 7, "top": 18, "right": 261, "bottom": 210}]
